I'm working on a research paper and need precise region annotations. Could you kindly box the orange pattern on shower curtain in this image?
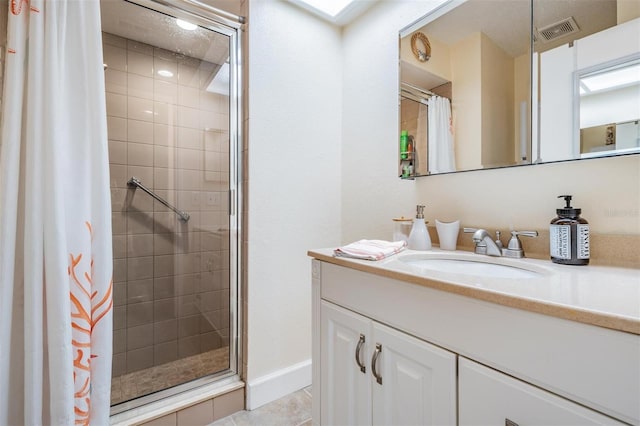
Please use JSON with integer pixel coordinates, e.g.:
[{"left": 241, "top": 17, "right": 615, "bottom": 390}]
[
  {"left": 68, "top": 222, "right": 113, "bottom": 426},
  {"left": 10, "top": 0, "right": 39, "bottom": 15}
]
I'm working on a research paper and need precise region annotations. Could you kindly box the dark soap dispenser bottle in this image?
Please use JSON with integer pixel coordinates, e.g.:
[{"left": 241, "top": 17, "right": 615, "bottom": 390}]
[{"left": 550, "top": 195, "right": 590, "bottom": 265}]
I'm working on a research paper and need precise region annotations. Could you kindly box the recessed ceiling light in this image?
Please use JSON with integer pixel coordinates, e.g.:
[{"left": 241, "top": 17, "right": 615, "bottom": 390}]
[
  {"left": 157, "top": 69, "right": 174, "bottom": 78},
  {"left": 176, "top": 19, "right": 197, "bottom": 31}
]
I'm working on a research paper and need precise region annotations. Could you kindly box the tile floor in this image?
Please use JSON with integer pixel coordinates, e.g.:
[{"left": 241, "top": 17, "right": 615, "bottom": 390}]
[
  {"left": 112, "top": 347, "right": 230, "bottom": 405},
  {"left": 209, "top": 387, "right": 312, "bottom": 426}
]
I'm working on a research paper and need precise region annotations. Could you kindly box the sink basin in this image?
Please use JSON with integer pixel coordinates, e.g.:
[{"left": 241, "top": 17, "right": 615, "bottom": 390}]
[{"left": 399, "top": 253, "right": 543, "bottom": 279}]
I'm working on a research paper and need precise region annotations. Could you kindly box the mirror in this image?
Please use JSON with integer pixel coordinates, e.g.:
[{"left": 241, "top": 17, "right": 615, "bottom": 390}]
[
  {"left": 399, "top": 0, "right": 640, "bottom": 177},
  {"left": 577, "top": 57, "right": 640, "bottom": 158}
]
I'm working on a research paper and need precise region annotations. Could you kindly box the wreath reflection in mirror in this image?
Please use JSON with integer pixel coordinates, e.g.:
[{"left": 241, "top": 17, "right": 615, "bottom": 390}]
[{"left": 411, "top": 32, "right": 431, "bottom": 62}]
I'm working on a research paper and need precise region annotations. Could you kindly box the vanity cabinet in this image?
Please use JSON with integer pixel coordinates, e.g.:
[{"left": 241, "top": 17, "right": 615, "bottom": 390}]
[
  {"left": 311, "top": 258, "right": 640, "bottom": 426},
  {"left": 321, "top": 301, "right": 456, "bottom": 426},
  {"left": 459, "top": 358, "right": 625, "bottom": 425}
]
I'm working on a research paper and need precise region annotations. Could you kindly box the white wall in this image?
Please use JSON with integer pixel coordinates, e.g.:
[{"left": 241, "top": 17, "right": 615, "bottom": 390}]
[
  {"left": 342, "top": 0, "right": 640, "bottom": 242},
  {"left": 246, "top": 0, "right": 342, "bottom": 407},
  {"left": 342, "top": 0, "right": 448, "bottom": 243}
]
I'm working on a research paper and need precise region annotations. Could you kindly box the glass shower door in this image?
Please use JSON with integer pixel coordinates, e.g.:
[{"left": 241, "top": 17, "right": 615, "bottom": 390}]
[{"left": 101, "top": 0, "right": 240, "bottom": 408}]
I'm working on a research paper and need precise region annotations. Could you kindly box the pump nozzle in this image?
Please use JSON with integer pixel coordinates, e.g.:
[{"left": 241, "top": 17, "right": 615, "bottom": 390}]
[
  {"left": 557, "top": 195, "right": 580, "bottom": 217},
  {"left": 558, "top": 195, "right": 572, "bottom": 208},
  {"left": 415, "top": 205, "right": 425, "bottom": 219}
]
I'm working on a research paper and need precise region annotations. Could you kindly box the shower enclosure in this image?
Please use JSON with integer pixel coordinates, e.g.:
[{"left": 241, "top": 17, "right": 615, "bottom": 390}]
[{"left": 100, "top": 0, "right": 242, "bottom": 411}]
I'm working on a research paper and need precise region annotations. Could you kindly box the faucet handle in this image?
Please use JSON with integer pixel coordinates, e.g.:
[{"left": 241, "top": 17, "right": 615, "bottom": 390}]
[
  {"left": 463, "top": 227, "right": 478, "bottom": 233},
  {"left": 504, "top": 230, "right": 538, "bottom": 258},
  {"left": 511, "top": 230, "right": 538, "bottom": 238},
  {"left": 508, "top": 230, "right": 538, "bottom": 248}
]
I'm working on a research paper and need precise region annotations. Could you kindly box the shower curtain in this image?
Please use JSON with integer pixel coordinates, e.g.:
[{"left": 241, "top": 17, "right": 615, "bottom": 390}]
[
  {"left": 427, "top": 96, "right": 456, "bottom": 174},
  {"left": 0, "top": 0, "right": 113, "bottom": 424}
]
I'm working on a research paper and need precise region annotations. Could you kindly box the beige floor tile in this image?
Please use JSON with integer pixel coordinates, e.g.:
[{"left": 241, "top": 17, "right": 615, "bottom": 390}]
[{"left": 229, "top": 390, "right": 311, "bottom": 426}]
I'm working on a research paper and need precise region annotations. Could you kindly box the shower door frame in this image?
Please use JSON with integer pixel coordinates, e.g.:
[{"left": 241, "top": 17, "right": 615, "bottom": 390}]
[{"left": 108, "top": 0, "right": 243, "bottom": 414}]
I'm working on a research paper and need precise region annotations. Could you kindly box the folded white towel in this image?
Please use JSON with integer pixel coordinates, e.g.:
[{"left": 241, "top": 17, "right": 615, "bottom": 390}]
[{"left": 334, "top": 239, "right": 407, "bottom": 261}]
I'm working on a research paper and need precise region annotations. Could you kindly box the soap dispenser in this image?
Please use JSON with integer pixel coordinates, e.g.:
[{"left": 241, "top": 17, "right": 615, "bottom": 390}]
[
  {"left": 550, "top": 195, "right": 590, "bottom": 265},
  {"left": 408, "top": 205, "right": 432, "bottom": 251}
]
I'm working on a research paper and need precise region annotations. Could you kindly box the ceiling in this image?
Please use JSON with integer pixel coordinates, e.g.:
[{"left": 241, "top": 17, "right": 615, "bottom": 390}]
[
  {"left": 412, "top": 0, "right": 617, "bottom": 58},
  {"left": 100, "top": 0, "right": 230, "bottom": 64}
]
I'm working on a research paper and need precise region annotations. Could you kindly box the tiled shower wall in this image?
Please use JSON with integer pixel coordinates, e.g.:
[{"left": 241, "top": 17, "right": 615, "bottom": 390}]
[{"left": 103, "top": 32, "right": 231, "bottom": 376}]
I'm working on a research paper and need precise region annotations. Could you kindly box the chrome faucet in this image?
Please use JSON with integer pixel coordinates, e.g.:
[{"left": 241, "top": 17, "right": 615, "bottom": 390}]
[
  {"left": 468, "top": 228, "right": 503, "bottom": 256},
  {"left": 464, "top": 228, "right": 538, "bottom": 258}
]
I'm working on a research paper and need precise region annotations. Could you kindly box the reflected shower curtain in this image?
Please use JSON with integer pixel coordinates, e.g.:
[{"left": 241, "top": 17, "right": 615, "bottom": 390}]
[
  {"left": 0, "top": 0, "right": 113, "bottom": 424},
  {"left": 427, "top": 96, "right": 456, "bottom": 173}
]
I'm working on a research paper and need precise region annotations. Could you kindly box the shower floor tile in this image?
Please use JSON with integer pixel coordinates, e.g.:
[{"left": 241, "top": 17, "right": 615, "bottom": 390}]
[{"left": 111, "top": 346, "right": 230, "bottom": 406}]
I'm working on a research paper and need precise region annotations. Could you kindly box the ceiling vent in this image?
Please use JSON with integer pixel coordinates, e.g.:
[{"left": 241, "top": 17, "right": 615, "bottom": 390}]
[{"left": 536, "top": 17, "right": 580, "bottom": 42}]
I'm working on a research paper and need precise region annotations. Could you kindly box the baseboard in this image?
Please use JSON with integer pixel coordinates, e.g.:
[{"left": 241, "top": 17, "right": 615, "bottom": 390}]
[{"left": 246, "top": 359, "right": 312, "bottom": 410}]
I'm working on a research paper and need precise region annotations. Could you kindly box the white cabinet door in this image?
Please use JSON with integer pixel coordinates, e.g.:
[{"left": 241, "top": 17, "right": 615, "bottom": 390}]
[
  {"left": 459, "top": 357, "right": 626, "bottom": 425},
  {"left": 321, "top": 301, "right": 372, "bottom": 426},
  {"left": 371, "top": 322, "right": 457, "bottom": 426}
]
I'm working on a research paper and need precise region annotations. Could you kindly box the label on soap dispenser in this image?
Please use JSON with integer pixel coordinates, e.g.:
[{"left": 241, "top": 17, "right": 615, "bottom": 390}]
[
  {"left": 550, "top": 225, "right": 570, "bottom": 259},
  {"left": 577, "top": 224, "right": 590, "bottom": 259}
]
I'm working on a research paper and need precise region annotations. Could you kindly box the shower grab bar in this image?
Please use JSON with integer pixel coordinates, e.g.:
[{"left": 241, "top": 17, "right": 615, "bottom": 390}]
[{"left": 127, "top": 176, "right": 190, "bottom": 222}]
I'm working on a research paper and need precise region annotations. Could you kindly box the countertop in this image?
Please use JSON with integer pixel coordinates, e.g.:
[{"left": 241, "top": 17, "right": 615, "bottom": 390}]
[{"left": 308, "top": 248, "right": 640, "bottom": 335}]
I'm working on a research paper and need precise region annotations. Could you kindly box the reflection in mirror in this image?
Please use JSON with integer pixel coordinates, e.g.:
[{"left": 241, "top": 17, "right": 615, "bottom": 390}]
[
  {"left": 534, "top": 0, "right": 639, "bottom": 163},
  {"left": 399, "top": 0, "right": 532, "bottom": 176},
  {"left": 577, "top": 57, "right": 640, "bottom": 158},
  {"left": 400, "top": 0, "right": 640, "bottom": 178}
]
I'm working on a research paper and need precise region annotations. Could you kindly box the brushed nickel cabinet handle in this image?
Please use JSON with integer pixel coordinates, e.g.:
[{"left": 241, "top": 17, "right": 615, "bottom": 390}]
[
  {"left": 355, "top": 334, "right": 366, "bottom": 373},
  {"left": 371, "top": 343, "right": 383, "bottom": 385}
]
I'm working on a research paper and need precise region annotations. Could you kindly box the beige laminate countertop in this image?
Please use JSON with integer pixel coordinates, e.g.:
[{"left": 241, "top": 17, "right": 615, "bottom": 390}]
[{"left": 308, "top": 248, "right": 640, "bottom": 335}]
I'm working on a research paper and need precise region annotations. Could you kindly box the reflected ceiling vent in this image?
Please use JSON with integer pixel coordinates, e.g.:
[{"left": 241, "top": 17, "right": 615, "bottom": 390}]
[{"left": 536, "top": 17, "right": 580, "bottom": 42}]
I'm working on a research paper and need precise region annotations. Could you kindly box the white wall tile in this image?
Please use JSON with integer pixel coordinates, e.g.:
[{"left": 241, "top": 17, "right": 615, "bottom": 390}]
[
  {"left": 127, "top": 50, "right": 154, "bottom": 77},
  {"left": 106, "top": 93, "right": 127, "bottom": 118},
  {"left": 104, "top": 44, "right": 127, "bottom": 72},
  {"left": 178, "top": 85, "right": 199, "bottom": 108},
  {"left": 105, "top": 68, "right": 128, "bottom": 95},
  {"left": 153, "top": 102, "right": 178, "bottom": 126},
  {"left": 154, "top": 57, "right": 178, "bottom": 84},
  {"left": 199, "top": 91, "right": 221, "bottom": 112},
  {"left": 200, "top": 110, "right": 219, "bottom": 130},
  {"left": 177, "top": 148, "right": 203, "bottom": 171},
  {"left": 107, "top": 116, "right": 127, "bottom": 141},
  {"left": 177, "top": 169, "right": 202, "bottom": 191},
  {"left": 177, "top": 127, "right": 202, "bottom": 150},
  {"left": 109, "top": 140, "right": 128, "bottom": 164},
  {"left": 154, "top": 145, "right": 177, "bottom": 169},
  {"left": 154, "top": 80, "right": 178, "bottom": 104},
  {"left": 153, "top": 167, "right": 173, "bottom": 190},
  {"left": 128, "top": 143, "right": 154, "bottom": 167},
  {"left": 128, "top": 97, "right": 154, "bottom": 122},
  {"left": 154, "top": 124, "right": 177, "bottom": 147},
  {"left": 178, "top": 63, "right": 200, "bottom": 88},
  {"left": 177, "top": 106, "right": 200, "bottom": 129},
  {"left": 109, "top": 164, "right": 128, "bottom": 188},
  {"left": 127, "top": 119, "right": 154, "bottom": 144},
  {"left": 128, "top": 73, "right": 154, "bottom": 100}
]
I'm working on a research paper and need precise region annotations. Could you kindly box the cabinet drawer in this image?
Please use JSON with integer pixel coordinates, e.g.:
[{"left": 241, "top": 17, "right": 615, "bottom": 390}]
[{"left": 459, "top": 358, "right": 625, "bottom": 425}]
